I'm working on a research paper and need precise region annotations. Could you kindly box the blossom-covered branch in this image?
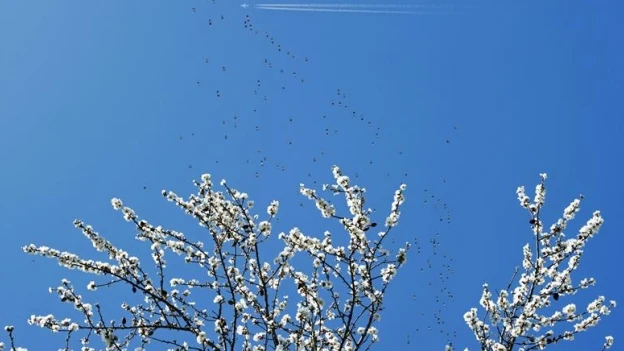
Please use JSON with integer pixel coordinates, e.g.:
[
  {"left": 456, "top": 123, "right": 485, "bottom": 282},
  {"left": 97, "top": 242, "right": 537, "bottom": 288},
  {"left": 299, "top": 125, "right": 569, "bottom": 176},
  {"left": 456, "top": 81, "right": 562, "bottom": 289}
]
[
  {"left": 459, "top": 173, "right": 615, "bottom": 351},
  {"left": 3, "top": 166, "right": 410, "bottom": 351}
]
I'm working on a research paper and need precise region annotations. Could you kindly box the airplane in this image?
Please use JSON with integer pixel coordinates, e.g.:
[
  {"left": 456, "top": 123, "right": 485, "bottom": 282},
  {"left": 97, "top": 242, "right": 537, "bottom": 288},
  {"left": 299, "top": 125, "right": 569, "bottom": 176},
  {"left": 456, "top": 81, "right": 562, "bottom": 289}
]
[{"left": 241, "top": 3, "right": 249, "bottom": 8}]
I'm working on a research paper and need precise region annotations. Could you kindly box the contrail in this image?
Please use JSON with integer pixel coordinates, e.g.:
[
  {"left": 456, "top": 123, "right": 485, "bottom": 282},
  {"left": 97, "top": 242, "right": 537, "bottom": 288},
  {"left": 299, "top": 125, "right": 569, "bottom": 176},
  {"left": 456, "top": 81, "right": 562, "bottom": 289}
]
[
  {"left": 257, "top": 3, "right": 459, "bottom": 9},
  {"left": 254, "top": 6, "right": 436, "bottom": 14},
  {"left": 253, "top": 3, "right": 468, "bottom": 14}
]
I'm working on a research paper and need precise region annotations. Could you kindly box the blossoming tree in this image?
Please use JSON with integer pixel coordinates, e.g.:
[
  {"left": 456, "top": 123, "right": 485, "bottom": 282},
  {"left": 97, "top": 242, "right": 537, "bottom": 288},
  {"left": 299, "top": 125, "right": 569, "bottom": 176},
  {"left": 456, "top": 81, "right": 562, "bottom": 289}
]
[
  {"left": 1, "top": 168, "right": 615, "bottom": 351},
  {"left": 459, "top": 173, "right": 615, "bottom": 351}
]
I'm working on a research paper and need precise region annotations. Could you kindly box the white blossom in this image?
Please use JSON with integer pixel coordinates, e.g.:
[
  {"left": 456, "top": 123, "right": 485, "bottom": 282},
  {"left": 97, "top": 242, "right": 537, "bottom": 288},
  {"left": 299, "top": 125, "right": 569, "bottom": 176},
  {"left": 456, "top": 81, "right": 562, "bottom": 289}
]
[{"left": 463, "top": 173, "right": 615, "bottom": 351}]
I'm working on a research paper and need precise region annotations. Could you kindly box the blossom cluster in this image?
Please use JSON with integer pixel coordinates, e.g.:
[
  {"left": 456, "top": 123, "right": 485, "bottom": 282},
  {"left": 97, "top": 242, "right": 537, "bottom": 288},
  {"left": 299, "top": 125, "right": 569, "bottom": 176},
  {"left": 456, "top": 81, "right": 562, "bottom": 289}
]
[
  {"left": 4, "top": 166, "right": 410, "bottom": 351},
  {"left": 458, "top": 173, "right": 615, "bottom": 351}
]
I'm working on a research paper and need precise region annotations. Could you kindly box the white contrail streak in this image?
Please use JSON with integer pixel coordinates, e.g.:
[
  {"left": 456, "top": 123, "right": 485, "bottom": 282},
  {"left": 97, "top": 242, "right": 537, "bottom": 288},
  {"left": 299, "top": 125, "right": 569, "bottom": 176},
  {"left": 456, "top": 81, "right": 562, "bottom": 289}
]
[
  {"left": 253, "top": 3, "right": 468, "bottom": 14},
  {"left": 257, "top": 3, "right": 459, "bottom": 9},
  {"left": 255, "top": 6, "right": 432, "bottom": 14}
]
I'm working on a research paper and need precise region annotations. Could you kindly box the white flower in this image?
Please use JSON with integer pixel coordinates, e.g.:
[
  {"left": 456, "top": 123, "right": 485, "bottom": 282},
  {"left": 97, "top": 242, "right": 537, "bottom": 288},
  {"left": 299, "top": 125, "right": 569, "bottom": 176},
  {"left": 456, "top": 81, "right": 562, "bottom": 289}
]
[
  {"left": 196, "top": 331, "right": 206, "bottom": 345},
  {"left": 111, "top": 198, "right": 123, "bottom": 210},
  {"left": 381, "top": 264, "right": 397, "bottom": 283},
  {"left": 605, "top": 336, "right": 614, "bottom": 349},
  {"left": 259, "top": 221, "right": 271, "bottom": 236},
  {"left": 267, "top": 200, "right": 279, "bottom": 216},
  {"left": 563, "top": 303, "right": 576, "bottom": 316}
]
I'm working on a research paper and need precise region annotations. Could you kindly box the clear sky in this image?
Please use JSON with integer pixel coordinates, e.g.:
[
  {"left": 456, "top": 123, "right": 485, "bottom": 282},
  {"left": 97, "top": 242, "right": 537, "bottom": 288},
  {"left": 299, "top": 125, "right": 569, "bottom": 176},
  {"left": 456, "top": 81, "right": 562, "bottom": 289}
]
[{"left": 0, "top": 0, "right": 622, "bottom": 350}]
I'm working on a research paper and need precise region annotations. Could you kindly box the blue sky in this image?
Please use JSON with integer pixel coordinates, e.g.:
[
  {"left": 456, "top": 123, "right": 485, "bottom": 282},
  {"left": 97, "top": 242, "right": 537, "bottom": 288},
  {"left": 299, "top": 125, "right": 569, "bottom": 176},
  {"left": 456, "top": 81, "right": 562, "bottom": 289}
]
[{"left": 0, "top": 0, "right": 622, "bottom": 350}]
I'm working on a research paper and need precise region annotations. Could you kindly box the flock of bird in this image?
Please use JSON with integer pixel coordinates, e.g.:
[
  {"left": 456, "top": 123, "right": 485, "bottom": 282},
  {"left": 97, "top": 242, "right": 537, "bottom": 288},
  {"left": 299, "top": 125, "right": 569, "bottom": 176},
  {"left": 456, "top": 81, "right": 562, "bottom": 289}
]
[{"left": 146, "top": 2, "right": 462, "bottom": 347}]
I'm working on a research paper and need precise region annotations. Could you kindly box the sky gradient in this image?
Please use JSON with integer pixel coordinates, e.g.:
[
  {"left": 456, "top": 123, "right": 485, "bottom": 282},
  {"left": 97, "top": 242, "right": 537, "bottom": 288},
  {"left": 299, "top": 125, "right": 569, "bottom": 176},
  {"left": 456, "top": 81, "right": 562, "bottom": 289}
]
[{"left": 0, "top": 1, "right": 622, "bottom": 350}]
